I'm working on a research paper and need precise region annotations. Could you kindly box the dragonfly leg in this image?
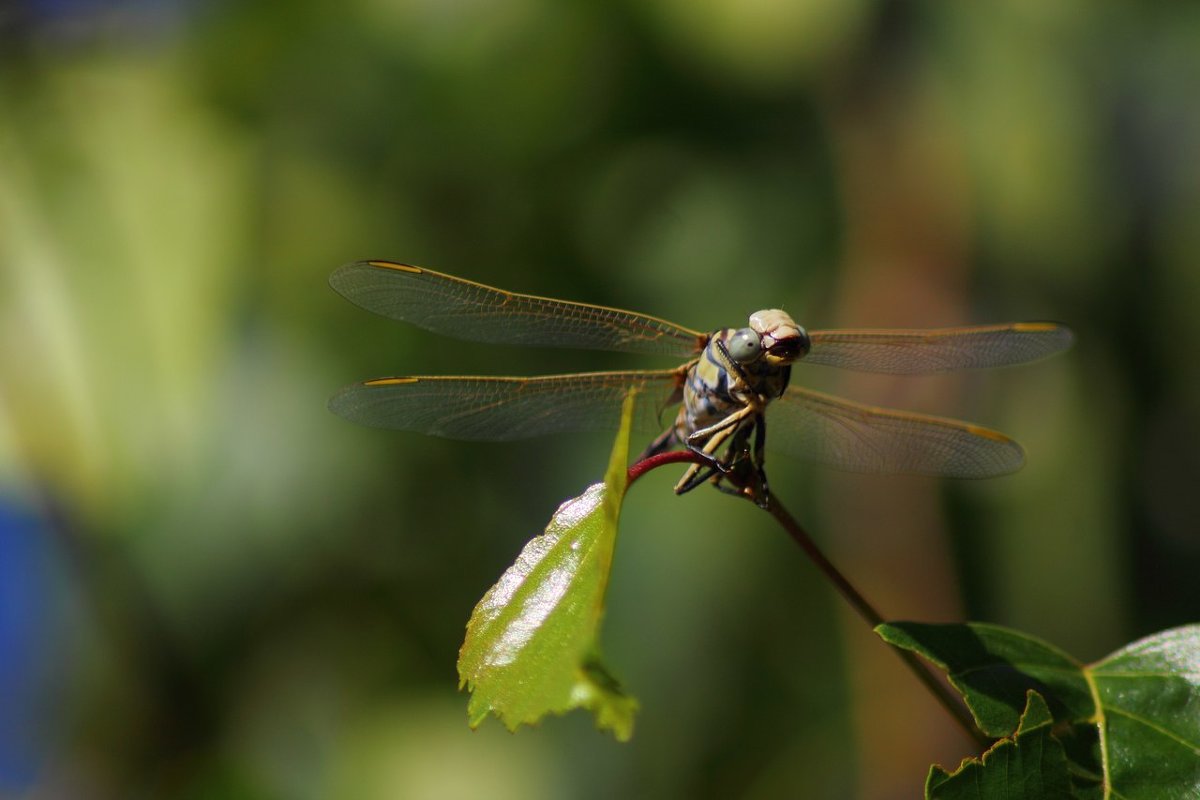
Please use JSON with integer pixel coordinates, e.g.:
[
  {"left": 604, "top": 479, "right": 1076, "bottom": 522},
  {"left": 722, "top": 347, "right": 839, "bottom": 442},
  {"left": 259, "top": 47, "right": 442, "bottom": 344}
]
[
  {"left": 707, "top": 427, "right": 754, "bottom": 497},
  {"left": 684, "top": 403, "right": 755, "bottom": 452},
  {"left": 675, "top": 441, "right": 733, "bottom": 493},
  {"left": 703, "top": 417, "right": 769, "bottom": 507},
  {"left": 752, "top": 411, "right": 769, "bottom": 501},
  {"left": 675, "top": 402, "right": 766, "bottom": 495},
  {"left": 676, "top": 462, "right": 723, "bottom": 494},
  {"left": 675, "top": 415, "right": 744, "bottom": 494}
]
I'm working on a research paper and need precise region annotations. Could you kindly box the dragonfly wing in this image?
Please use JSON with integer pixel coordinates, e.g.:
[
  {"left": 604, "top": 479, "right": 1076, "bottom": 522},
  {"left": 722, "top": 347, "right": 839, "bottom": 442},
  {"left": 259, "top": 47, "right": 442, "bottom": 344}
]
[
  {"left": 765, "top": 386, "right": 1024, "bottom": 478},
  {"left": 330, "top": 260, "right": 706, "bottom": 358},
  {"left": 329, "top": 370, "right": 684, "bottom": 441},
  {"left": 805, "top": 323, "right": 1073, "bottom": 374}
]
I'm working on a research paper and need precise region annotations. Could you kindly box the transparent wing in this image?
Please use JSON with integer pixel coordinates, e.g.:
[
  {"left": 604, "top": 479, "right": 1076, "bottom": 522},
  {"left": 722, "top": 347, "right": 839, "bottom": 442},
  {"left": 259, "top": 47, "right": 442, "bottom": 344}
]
[
  {"left": 765, "top": 386, "right": 1024, "bottom": 478},
  {"left": 330, "top": 260, "right": 706, "bottom": 358},
  {"left": 805, "top": 323, "right": 1073, "bottom": 374},
  {"left": 329, "top": 370, "right": 684, "bottom": 441}
]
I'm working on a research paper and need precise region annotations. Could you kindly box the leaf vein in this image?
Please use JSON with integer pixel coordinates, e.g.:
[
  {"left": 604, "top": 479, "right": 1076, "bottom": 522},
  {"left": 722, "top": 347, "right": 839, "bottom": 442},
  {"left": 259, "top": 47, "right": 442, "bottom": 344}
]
[{"left": 1103, "top": 705, "right": 1200, "bottom": 752}]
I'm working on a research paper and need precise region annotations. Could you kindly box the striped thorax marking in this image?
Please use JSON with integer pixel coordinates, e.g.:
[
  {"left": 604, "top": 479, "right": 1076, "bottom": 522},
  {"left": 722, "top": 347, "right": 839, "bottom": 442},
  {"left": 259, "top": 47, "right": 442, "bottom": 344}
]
[{"left": 674, "top": 310, "right": 810, "bottom": 459}]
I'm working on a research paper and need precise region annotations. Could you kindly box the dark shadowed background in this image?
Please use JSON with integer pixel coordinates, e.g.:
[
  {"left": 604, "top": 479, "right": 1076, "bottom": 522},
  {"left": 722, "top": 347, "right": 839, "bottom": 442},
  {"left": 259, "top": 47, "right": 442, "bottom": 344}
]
[{"left": 2, "top": 1, "right": 1198, "bottom": 797}]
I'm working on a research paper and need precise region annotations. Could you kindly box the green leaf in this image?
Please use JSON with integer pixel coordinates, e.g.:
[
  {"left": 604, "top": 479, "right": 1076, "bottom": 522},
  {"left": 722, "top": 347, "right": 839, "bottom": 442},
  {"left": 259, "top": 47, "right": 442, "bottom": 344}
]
[
  {"left": 1089, "top": 626, "right": 1200, "bottom": 795},
  {"left": 456, "top": 393, "right": 638, "bottom": 740},
  {"left": 879, "top": 622, "right": 1200, "bottom": 798},
  {"left": 926, "top": 691, "right": 1074, "bottom": 799},
  {"left": 876, "top": 622, "right": 1093, "bottom": 737}
]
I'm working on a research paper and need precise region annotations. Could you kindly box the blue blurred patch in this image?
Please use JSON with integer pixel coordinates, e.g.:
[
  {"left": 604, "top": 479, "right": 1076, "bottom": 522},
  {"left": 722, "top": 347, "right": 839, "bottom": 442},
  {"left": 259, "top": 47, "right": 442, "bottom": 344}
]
[
  {"left": 0, "top": 500, "right": 57, "bottom": 791},
  {"left": 8, "top": 0, "right": 194, "bottom": 42}
]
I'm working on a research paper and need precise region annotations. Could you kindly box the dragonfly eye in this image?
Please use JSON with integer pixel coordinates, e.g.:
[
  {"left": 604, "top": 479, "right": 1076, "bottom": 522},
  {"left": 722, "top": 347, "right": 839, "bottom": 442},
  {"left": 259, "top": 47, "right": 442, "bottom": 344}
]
[
  {"left": 727, "top": 328, "right": 763, "bottom": 363},
  {"left": 768, "top": 327, "right": 811, "bottom": 361}
]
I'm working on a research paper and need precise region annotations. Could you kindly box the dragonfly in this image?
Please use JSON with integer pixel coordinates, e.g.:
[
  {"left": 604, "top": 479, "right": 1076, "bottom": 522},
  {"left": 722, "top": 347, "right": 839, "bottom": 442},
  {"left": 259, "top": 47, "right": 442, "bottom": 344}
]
[{"left": 329, "top": 260, "right": 1073, "bottom": 496}]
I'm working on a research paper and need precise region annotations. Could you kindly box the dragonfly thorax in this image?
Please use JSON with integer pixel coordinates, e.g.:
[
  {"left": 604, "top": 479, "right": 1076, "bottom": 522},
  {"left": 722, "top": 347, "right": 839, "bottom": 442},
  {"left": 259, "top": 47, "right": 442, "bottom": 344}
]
[{"left": 677, "top": 313, "right": 805, "bottom": 446}]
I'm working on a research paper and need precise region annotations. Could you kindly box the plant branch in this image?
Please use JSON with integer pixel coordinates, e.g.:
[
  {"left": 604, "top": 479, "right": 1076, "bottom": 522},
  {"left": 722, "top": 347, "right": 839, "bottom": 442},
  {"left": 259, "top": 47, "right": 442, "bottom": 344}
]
[
  {"left": 749, "top": 488, "right": 989, "bottom": 748},
  {"left": 626, "top": 452, "right": 990, "bottom": 748}
]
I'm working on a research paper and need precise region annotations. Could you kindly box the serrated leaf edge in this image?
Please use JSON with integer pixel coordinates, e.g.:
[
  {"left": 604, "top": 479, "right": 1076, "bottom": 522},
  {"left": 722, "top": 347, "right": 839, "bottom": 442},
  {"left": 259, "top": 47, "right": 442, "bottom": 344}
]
[{"left": 925, "top": 691, "right": 1058, "bottom": 791}]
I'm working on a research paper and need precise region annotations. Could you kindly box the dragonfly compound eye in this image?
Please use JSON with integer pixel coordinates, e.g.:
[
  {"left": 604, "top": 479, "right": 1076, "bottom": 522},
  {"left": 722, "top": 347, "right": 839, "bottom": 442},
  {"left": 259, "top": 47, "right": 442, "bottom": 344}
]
[
  {"left": 768, "top": 326, "right": 811, "bottom": 361},
  {"left": 727, "top": 328, "right": 764, "bottom": 363}
]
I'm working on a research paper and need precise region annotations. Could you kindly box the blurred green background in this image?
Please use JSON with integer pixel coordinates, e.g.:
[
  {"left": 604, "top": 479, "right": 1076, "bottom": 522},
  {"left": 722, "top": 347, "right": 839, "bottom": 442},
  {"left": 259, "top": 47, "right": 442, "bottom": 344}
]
[{"left": 2, "top": 1, "right": 1198, "bottom": 797}]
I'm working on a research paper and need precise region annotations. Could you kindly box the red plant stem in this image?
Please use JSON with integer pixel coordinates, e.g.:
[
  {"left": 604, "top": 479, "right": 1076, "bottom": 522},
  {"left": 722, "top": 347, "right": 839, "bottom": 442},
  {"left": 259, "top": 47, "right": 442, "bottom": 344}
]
[
  {"left": 626, "top": 449, "right": 702, "bottom": 486},
  {"left": 625, "top": 452, "right": 989, "bottom": 747}
]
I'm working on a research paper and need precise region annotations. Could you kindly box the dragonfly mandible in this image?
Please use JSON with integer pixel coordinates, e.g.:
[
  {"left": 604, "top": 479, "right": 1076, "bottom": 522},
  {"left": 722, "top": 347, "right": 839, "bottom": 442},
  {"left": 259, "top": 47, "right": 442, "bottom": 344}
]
[{"left": 329, "top": 260, "right": 1073, "bottom": 495}]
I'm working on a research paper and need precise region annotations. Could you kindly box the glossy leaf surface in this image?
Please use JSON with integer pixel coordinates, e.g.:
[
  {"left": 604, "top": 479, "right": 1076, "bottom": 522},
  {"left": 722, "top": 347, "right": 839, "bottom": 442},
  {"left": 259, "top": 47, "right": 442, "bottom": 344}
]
[
  {"left": 1089, "top": 625, "right": 1200, "bottom": 796},
  {"left": 456, "top": 395, "right": 638, "bottom": 740}
]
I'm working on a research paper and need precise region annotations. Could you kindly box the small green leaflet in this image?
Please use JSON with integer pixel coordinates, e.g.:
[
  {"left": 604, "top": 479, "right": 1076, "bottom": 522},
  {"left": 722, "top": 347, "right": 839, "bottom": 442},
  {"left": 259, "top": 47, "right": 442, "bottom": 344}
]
[
  {"left": 457, "top": 393, "right": 638, "bottom": 740},
  {"left": 878, "top": 621, "right": 1200, "bottom": 798}
]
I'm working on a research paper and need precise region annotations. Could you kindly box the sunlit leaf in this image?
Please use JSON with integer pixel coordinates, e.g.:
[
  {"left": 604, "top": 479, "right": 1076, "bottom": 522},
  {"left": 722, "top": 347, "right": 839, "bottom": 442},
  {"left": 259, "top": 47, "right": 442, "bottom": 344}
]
[
  {"left": 878, "top": 622, "right": 1200, "bottom": 798},
  {"left": 926, "top": 691, "right": 1073, "bottom": 799},
  {"left": 456, "top": 393, "right": 638, "bottom": 740}
]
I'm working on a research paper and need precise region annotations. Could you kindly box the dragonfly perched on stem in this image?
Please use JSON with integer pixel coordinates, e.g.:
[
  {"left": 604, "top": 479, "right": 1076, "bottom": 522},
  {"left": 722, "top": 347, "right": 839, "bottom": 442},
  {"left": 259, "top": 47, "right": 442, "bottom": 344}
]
[{"left": 329, "top": 260, "right": 1072, "bottom": 498}]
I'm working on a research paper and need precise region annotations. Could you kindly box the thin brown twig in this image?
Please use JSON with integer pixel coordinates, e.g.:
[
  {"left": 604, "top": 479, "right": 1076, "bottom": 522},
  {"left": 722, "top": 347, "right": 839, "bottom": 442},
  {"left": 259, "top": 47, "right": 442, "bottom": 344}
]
[
  {"left": 751, "top": 488, "right": 989, "bottom": 747},
  {"left": 626, "top": 452, "right": 990, "bottom": 748}
]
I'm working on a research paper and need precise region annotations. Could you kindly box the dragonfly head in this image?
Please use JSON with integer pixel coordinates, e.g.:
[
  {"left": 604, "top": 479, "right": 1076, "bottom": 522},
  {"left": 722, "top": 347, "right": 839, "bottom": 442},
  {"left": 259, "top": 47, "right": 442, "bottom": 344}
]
[{"left": 749, "top": 309, "right": 810, "bottom": 366}]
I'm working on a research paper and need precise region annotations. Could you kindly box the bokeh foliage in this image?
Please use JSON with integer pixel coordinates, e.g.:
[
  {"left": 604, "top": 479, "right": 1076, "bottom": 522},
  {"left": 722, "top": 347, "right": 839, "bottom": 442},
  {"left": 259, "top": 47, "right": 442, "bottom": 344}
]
[{"left": 1, "top": 1, "right": 1198, "bottom": 797}]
